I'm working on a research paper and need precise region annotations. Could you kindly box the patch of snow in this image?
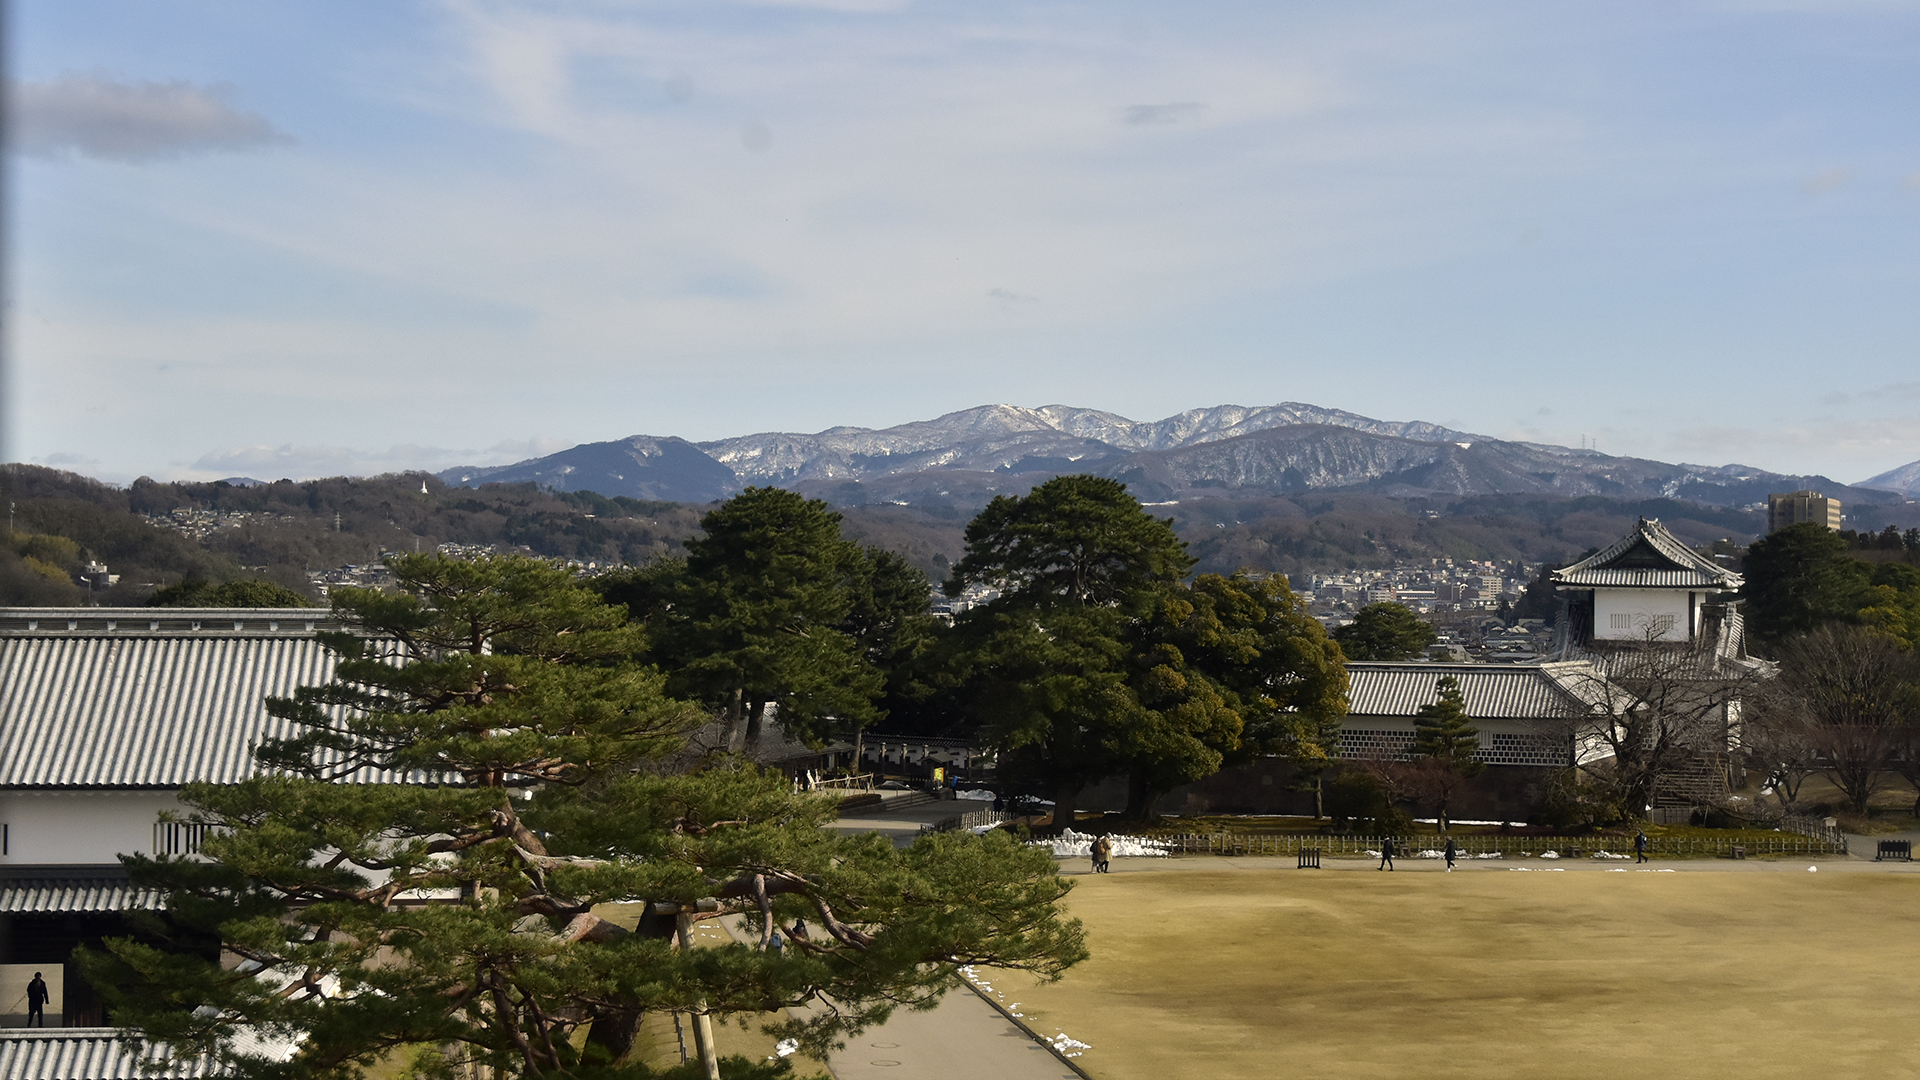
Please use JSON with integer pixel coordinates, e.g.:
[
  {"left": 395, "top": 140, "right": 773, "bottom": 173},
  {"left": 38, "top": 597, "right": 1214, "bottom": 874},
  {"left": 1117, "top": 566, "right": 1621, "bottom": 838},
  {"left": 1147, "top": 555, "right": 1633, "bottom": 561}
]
[{"left": 1035, "top": 828, "right": 1174, "bottom": 859}]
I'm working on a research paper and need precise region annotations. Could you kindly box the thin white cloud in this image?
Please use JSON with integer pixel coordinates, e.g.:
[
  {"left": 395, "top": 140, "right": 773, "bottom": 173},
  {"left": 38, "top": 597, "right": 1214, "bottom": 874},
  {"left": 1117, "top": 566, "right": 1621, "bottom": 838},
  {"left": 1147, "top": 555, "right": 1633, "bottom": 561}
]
[
  {"left": 11, "top": 75, "right": 290, "bottom": 163},
  {"left": 35, "top": 451, "right": 100, "bottom": 467}
]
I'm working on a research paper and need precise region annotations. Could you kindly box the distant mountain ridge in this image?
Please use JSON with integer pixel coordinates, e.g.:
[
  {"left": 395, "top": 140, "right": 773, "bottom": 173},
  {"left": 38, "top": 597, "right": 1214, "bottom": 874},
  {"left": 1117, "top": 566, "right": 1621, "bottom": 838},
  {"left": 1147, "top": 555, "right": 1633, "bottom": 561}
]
[
  {"left": 445, "top": 435, "right": 736, "bottom": 503},
  {"left": 440, "top": 403, "right": 1901, "bottom": 512},
  {"left": 1860, "top": 458, "right": 1920, "bottom": 498}
]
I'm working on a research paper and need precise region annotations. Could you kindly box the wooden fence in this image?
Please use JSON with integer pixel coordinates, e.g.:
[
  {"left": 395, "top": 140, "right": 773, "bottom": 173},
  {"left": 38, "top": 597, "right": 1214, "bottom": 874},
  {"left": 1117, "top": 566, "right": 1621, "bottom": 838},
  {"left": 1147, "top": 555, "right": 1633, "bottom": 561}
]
[{"left": 1154, "top": 831, "right": 1848, "bottom": 858}]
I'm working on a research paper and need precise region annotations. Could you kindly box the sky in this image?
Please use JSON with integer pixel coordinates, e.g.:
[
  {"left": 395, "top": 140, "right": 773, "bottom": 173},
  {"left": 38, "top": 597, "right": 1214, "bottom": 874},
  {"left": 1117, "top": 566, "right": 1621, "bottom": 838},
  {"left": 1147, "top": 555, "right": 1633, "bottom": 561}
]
[{"left": 8, "top": 0, "right": 1920, "bottom": 485}]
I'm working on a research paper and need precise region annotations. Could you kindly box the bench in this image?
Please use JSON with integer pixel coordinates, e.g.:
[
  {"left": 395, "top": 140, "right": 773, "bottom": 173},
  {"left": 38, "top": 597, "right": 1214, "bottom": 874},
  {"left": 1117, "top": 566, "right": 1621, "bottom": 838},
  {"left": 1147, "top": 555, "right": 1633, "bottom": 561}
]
[
  {"left": 1298, "top": 848, "right": 1321, "bottom": 870},
  {"left": 1876, "top": 840, "right": 1912, "bottom": 862},
  {"left": 1730, "top": 845, "right": 1746, "bottom": 860}
]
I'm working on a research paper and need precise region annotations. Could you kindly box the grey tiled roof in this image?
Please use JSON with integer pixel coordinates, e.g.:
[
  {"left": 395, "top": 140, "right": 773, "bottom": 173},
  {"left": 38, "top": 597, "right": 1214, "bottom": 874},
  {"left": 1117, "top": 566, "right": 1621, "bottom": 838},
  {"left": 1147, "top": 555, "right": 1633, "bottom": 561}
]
[
  {"left": 1346, "top": 661, "right": 1603, "bottom": 720},
  {"left": 0, "top": 631, "right": 405, "bottom": 789},
  {"left": 0, "top": 872, "right": 166, "bottom": 913},
  {"left": 1551, "top": 518, "right": 1741, "bottom": 590},
  {"left": 0, "top": 1030, "right": 215, "bottom": 1079}
]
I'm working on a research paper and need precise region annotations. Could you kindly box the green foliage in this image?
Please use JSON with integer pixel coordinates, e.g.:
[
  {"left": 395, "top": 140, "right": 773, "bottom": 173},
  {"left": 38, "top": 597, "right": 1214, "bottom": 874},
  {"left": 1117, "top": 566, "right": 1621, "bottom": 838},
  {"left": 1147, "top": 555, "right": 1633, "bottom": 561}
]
[
  {"left": 1741, "top": 522, "right": 1872, "bottom": 648},
  {"left": 1147, "top": 573, "right": 1348, "bottom": 799},
  {"left": 945, "top": 475, "right": 1194, "bottom": 612},
  {"left": 1530, "top": 769, "right": 1620, "bottom": 831},
  {"left": 1410, "top": 676, "right": 1483, "bottom": 774},
  {"left": 1858, "top": 562, "right": 1920, "bottom": 649},
  {"left": 945, "top": 478, "right": 1346, "bottom": 822},
  {"left": 945, "top": 477, "right": 1192, "bottom": 823},
  {"left": 1324, "top": 772, "right": 1414, "bottom": 836},
  {"left": 620, "top": 488, "right": 886, "bottom": 749},
  {"left": 79, "top": 553, "right": 1086, "bottom": 1080},
  {"left": 1332, "top": 602, "right": 1437, "bottom": 660},
  {"left": 1406, "top": 675, "right": 1484, "bottom": 831},
  {"left": 147, "top": 577, "right": 317, "bottom": 607},
  {"left": 0, "top": 532, "right": 86, "bottom": 604}
]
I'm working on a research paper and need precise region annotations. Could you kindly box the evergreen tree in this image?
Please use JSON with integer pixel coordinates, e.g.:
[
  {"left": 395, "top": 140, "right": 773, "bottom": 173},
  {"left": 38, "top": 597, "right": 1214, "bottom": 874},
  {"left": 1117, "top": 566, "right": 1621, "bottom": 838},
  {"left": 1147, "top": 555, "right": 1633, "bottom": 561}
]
[
  {"left": 1409, "top": 675, "right": 1483, "bottom": 831},
  {"left": 624, "top": 488, "right": 885, "bottom": 751},
  {"left": 79, "top": 553, "right": 1085, "bottom": 1080},
  {"left": 1332, "top": 602, "right": 1437, "bottom": 660},
  {"left": 944, "top": 476, "right": 1193, "bottom": 827},
  {"left": 1740, "top": 521, "right": 1871, "bottom": 649}
]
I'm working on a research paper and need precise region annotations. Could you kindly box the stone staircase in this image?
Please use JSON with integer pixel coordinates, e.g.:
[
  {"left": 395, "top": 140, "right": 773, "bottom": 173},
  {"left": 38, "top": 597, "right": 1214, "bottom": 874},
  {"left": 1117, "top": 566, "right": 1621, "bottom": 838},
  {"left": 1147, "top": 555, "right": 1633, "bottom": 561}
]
[
  {"left": 1652, "top": 752, "right": 1733, "bottom": 808},
  {"left": 877, "top": 789, "right": 941, "bottom": 812}
]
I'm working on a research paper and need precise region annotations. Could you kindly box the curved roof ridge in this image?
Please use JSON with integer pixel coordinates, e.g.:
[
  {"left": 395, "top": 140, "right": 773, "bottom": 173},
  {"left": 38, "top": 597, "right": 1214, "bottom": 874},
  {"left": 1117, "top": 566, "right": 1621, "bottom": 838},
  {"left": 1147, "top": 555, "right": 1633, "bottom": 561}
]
[{"left": 1550, "top": 517, "right": 1741, "bottom": 590}]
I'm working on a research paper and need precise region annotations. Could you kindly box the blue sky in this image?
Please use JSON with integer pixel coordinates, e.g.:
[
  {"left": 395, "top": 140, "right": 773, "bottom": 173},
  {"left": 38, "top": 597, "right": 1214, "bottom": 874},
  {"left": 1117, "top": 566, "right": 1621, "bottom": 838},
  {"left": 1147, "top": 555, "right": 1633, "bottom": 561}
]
[{"left": 9, "top": 0, "right": 1920, "bottom": 484}]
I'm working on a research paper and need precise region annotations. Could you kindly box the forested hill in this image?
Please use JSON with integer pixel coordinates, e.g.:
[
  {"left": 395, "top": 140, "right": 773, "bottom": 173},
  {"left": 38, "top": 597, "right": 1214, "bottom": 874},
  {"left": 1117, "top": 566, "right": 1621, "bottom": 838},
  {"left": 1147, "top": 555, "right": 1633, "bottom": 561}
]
[
  {"left": 7, "top": 463, "right": 1917, "bottom": 606},
  {"left": 0, "top": 466, "right": 704, "bottom": 605}
]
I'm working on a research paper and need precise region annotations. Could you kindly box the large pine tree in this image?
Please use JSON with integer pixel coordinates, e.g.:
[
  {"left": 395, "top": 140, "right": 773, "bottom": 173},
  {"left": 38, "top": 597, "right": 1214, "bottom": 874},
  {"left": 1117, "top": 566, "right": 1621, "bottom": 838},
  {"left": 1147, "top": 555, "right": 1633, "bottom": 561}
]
[{"left": 80, "top": 553, "right": 1084, "bottom": 1080}]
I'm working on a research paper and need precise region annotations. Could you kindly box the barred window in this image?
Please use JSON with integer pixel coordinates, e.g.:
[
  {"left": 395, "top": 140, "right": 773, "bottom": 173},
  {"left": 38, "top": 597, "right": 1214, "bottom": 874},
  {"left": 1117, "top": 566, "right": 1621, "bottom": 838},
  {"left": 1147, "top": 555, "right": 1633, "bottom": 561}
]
[{"left": 154, "top": 820, "right": 216, "bottom": 856}]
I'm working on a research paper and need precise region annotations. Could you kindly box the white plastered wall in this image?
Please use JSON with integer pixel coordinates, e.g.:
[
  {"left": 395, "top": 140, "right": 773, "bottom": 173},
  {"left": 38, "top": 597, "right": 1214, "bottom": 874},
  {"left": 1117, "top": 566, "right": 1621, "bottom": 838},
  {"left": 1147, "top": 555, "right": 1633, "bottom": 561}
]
[
  {"left": 1592, "top": 588, "right": 1693, "bottom": 642},
  {"left": 0, "top": 790, "right": 186, "bottom": 866}
]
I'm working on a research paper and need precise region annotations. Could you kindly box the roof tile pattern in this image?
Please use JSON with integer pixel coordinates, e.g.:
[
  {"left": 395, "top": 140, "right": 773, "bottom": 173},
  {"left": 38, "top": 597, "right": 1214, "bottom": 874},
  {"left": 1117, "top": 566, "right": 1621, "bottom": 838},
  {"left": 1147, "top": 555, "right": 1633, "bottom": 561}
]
[
  {"left": 1551, "top": 518, "right": 1741, "bottom": 590},
  {"left": 0, "top": 635, "right": 339, "bottom": 788},
  {"left": 0, "top": 1031, "right": 214, "bottom": 1079},
  {"left": 1346, "top": 661, "right": 1599, "bottom": 719},
  {"left": 0, "top": 876, "right": 167, "bottom": 913}
]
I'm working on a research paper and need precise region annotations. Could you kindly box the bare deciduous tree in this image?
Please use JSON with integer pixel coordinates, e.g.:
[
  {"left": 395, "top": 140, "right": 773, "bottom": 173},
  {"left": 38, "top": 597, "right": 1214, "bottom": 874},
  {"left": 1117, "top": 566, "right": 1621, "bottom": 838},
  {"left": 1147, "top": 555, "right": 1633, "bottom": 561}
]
[
  {"left": 1761, "top": 624, "right": 1920, "bottom": 814},
  {"left": 1540, "top": 629, "right": 1760, "bottom": 818}
]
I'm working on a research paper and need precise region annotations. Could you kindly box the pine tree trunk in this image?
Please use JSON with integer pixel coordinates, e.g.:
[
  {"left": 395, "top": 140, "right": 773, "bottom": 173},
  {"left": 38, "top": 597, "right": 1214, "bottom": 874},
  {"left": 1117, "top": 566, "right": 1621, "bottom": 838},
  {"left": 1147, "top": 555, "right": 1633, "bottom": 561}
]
[
  {"left": 744, "top": 698, "right": 767, "bottom": 756},
  {"left": 1123, "top": 770, "right": 1159, "bottom": 822},
  {"left": 724, "top": 688, "right": 745, "bottom": 753},
  {"left": 1050, "top": 780, "right": 1083, "bottom": 833}
]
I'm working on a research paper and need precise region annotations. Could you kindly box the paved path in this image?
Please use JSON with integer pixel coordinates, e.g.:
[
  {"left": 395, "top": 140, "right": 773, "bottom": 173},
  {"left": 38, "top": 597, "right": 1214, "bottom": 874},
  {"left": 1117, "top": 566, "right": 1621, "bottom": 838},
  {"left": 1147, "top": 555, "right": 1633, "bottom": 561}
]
[
  {"left": 818, "top": 987, "right": 1080, "bottom": 1080},
  {"left": 831, "top": 798, "right": 980, "bottom": 847},
  {"left": 714, "top": 909, "right": 1079, "bottom": 1080}
]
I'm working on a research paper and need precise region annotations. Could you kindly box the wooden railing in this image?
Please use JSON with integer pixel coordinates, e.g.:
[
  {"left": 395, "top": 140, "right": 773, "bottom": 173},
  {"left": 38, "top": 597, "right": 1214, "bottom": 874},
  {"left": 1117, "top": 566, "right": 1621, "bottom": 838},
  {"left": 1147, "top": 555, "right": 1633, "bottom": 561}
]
[{"left": 809, "top": 773, "right": 876, "bottom": 791}]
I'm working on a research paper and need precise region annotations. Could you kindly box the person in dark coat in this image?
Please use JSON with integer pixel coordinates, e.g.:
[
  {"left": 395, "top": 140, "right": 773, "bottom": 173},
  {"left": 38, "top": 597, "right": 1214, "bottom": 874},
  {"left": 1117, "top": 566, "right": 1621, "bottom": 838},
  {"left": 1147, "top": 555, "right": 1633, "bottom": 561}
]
[
  {"left": 1378, "top": 836, "right": 1396, "bottom": 871},
  {"left": 1444, "top": 836, "right": 1458, "bottom": 872},
  {"left": 1091, "top": 835, "right": 1112, "bottom": 873},
  {"left": 26, "top": 971, "right": 49, "bottom": 1027},
  {"left": 1634, "top": 829, "right": 1650, "bottom": 864}
]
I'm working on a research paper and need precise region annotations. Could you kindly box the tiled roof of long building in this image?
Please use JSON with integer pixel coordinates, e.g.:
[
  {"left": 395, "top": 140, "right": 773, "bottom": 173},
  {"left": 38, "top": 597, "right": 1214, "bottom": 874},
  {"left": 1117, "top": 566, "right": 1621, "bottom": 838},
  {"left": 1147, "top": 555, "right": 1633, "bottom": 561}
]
[
  {"left": 1550, "top": 518, "right": 1742, "bottom": 590},
  {"left": 0, "top": 617, "right": 408, "bottom": 788},
  {"left": 0, "top": 870, "right": 167, "bottom": 913},
  {"left": 0, "top": 1030, "right": 216, "bottom": 1079},
  {"left": 1346, "top": 661, "right": 1605, "bottom": 719}
]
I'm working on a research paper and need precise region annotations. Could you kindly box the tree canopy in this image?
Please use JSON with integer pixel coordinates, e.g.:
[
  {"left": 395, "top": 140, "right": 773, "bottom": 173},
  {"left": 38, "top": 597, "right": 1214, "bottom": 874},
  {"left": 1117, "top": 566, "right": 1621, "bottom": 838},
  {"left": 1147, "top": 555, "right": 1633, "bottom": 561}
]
[
  {"left": 945, "top": 474, "right": 1193, "bottom": 612},
  {"left": 147, "top": 577, "right": 316, "bottom": 608},
  {"left": 81, "top": 553, "right": 1085, "bottom": 1080},
  {"left": 1408, "top": 675, "right": 1483, "bottom": 831},
  {"left": 606, "top": 488, "right": 885, "bottom": 751},
  {"left": 1332, "top": 602, "right": 1437, "bottom": 660},
  {"left": 944, "top": 476, "right": 1345, "bottom": 824},
  {"left": 1740, "top": 522, "right": 1872, "bottom": 648}
]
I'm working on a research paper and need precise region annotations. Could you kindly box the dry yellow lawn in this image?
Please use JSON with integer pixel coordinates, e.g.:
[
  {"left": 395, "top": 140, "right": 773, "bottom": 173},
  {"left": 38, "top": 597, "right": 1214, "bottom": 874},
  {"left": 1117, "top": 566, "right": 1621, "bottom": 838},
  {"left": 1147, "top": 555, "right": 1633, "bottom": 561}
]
[{"left": 1003, "top": 862, "right": 1920, "bottom": 1080}]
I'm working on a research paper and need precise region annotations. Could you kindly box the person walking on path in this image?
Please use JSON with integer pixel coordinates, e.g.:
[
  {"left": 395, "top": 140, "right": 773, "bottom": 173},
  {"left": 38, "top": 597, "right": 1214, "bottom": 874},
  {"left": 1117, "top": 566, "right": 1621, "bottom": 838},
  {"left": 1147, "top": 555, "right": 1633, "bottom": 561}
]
[
  {"left": 1634, "top": 829, "right": 1650, "bottom": 864},
  {"left": 1379, "top": 836, "right": 1396, "bottom": 871},
  {"left": 1091, "top": 835, "right": 1112, "bottom": 873},
  {"left": 26, "top": 971, "right": 49, "bottom": 1027},
  {"left": 1444, "top": 836, "right": 1458, "bottom": 872}
]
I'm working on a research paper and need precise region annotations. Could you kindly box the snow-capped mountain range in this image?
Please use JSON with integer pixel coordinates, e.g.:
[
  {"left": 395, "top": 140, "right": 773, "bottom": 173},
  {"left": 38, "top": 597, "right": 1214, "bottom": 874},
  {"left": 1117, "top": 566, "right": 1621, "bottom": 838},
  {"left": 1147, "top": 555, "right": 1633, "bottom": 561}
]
[{"left": 441, "top": 402, "right": 1916, "bottom": 508}]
